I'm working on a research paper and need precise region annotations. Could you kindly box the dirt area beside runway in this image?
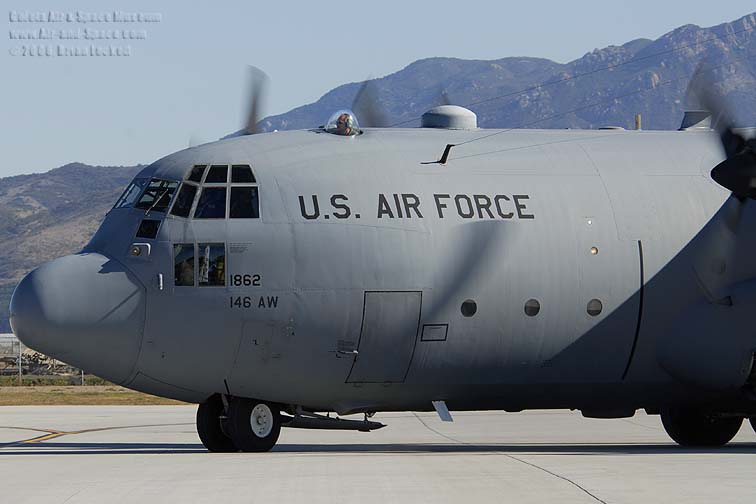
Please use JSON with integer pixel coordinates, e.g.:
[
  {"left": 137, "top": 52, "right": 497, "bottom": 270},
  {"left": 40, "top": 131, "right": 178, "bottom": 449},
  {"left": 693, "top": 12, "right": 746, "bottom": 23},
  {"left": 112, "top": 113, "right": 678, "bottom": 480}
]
[{"left": 0, "top": 386, "right": 186, "bottom": 405}]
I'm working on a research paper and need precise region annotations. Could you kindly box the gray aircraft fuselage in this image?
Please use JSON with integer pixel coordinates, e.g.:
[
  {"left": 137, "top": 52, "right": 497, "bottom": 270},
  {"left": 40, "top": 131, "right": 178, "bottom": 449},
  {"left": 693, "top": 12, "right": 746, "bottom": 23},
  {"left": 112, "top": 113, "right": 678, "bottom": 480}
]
[{"left": 10, "top": 125, "right": 756, "bottom": 418}]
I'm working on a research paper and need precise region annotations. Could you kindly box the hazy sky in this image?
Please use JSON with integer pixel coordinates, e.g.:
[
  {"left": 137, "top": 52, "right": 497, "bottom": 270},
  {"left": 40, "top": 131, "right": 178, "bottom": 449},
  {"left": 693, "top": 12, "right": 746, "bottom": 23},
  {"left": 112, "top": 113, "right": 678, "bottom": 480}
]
[{"left": 1, "top": 1, "right": 754, "bottom": 177}]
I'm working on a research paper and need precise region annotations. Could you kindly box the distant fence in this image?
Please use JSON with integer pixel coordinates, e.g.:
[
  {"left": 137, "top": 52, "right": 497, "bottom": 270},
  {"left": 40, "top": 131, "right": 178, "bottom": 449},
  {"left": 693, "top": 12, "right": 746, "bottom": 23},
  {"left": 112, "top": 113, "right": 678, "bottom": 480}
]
[{"left": 0, "top": 333, "right": 84, "bottom": 382}]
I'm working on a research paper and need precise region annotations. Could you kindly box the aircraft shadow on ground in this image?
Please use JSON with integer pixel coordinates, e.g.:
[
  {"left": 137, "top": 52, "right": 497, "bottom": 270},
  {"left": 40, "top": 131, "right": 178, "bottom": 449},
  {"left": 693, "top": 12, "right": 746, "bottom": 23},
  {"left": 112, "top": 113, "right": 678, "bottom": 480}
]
[{"left": 2, "top": 441, "right": 756, "bottom": 455}]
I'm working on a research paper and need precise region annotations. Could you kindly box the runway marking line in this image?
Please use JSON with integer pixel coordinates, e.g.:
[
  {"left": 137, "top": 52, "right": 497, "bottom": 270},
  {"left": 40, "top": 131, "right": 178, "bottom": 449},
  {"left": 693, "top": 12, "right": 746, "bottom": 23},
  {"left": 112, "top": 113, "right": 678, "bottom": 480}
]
[{"left": 0, "top": 422, "right": 193, "bottom": 447}]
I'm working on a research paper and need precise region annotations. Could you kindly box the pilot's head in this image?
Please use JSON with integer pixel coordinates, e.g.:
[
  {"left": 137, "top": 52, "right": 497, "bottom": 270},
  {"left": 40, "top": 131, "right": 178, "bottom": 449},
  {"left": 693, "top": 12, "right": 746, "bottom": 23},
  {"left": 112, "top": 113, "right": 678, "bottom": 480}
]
[{"left": 336, "top": 113, "right": 355, "bottom": 135}]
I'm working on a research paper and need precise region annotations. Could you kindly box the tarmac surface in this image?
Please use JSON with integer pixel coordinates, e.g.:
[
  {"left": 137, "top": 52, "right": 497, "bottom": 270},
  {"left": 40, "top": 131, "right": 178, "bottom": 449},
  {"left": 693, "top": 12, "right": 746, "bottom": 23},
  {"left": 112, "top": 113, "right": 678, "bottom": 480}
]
[{"left": 1, "top": 406, "right": 755, "bottom": 503}]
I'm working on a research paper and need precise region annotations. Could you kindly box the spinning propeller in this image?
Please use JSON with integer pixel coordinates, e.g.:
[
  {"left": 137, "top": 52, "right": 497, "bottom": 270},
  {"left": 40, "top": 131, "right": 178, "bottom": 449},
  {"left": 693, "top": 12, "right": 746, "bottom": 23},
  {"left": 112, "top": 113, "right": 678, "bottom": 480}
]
[{"left": 687, "top": 64, "right": 756, "bottom": 303}]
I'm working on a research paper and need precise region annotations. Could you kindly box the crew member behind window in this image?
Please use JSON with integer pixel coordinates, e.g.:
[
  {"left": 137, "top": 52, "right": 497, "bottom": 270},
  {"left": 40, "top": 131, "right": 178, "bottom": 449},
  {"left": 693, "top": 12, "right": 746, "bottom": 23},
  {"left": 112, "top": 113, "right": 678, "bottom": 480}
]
[{"left": 325, "top": 109, "right": 360, "bottom": 136}]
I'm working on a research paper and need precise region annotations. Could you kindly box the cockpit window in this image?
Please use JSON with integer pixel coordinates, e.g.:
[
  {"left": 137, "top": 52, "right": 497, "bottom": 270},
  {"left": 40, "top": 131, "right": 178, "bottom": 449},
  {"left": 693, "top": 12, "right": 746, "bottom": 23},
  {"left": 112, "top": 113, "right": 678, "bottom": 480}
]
[
  {"left": 170, "top": 183, "right": 198, "bottom": 218},
  {"left": 325, "top": 109, "right": 360, "bottom": 136},
  {"left": 198, "top": 243, "right": 225, "bottom": 286},
  {"left": 135, "top": 179, "right": 179, "bottom": 213},
  {"left": 173, "top": 244, "right": 195, "bottom": 287},
  {"left": 232, "top": 165, "right": 256, "bottom": 183},
  {"left": 194, "top": 187, "right": 227, "bottom": 219},
  {"left": 187, "top": 165, "right": 206, "bottom": 183},
  {"left": 175, "top": 163, "right": 260, "bottom": 220},
  {"left": 113, "top": 178, "right": 148, "bottom": 209},
  {"left": 205, "top": 165, "right": 228, "bottom": 183}
]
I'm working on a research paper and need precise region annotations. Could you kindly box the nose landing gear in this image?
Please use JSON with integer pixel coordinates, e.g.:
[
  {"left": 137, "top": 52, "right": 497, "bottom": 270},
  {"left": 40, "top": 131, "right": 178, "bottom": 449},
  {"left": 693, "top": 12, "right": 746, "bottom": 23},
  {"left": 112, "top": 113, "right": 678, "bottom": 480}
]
[
  {"left": 226, "top": 398, "right": 282, "bottom": 452},
  {"left": 196, "top": 394, "right": 281, "bottom": 453},
  {"left": 196, "top": 394, "right": 237, "bottom": 452}
]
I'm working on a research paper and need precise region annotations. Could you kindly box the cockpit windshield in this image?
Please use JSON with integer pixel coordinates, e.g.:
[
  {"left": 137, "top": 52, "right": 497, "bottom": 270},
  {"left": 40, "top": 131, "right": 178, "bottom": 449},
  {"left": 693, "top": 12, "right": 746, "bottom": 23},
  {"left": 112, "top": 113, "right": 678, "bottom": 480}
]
[
  {"left": 113, "top": 178, "right": 148, "bottom": 209},
  {"left": 135, "top": 179, "right": 179, "bottom": 213}
]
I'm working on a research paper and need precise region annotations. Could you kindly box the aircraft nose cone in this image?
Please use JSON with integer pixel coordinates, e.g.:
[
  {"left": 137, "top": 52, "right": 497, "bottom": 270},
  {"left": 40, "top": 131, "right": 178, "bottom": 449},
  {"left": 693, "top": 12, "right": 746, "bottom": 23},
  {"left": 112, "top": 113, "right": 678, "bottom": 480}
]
[{"left": 9, "top": 253, "right": 146, "bottom": 384}]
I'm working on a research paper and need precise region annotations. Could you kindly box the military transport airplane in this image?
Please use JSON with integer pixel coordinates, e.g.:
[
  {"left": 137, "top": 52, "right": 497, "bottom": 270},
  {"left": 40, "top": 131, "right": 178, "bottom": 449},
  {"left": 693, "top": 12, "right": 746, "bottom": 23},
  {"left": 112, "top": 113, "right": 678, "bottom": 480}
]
[{"left": 8, "top": 61, "right": 756, "bottom": 452}]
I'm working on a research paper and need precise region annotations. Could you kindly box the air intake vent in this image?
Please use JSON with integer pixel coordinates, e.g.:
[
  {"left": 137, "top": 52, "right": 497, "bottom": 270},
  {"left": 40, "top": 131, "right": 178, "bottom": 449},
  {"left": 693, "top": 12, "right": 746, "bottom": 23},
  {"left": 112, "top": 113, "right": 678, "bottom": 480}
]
[
  {"left": 421, "top": 105, "right": 477, "bottom": 130},
  {"left": 679, "top": 110, "right": 711, "bottom": 131}
]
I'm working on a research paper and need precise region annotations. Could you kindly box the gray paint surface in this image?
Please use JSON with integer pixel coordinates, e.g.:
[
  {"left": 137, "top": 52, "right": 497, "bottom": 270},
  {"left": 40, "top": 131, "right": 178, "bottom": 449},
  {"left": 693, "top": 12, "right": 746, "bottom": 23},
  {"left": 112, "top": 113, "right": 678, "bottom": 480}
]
[{"left": 11, "top": 123, "right": 756, "bottom": 416}]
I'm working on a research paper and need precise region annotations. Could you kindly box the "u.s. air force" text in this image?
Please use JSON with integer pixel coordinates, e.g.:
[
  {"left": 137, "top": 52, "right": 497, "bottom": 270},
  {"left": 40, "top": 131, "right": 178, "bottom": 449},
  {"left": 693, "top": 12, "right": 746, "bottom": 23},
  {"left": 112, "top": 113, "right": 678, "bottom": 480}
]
[{"left": 298, "top": 193, "right": 534, "bottom": 221}]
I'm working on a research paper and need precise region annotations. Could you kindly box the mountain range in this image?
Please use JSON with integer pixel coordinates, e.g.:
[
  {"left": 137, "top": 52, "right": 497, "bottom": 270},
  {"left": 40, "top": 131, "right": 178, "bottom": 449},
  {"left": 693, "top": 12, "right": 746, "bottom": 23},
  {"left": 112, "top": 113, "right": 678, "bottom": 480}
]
[
  {"left": 260, "top": 13, "right": 756, "bottom": 132},
  {"left": 1, "top": 13, "right": 756, "bottom": 332}
]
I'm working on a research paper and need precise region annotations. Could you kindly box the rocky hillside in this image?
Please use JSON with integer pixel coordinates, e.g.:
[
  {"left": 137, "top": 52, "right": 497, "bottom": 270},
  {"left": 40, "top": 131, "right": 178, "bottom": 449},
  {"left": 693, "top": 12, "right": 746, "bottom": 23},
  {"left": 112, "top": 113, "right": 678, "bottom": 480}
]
[
  {"left": 0, "top": 163, "right": 142, "bottom": 332},
  {"left": 259, "top": 13, "right": 756, "bottom": 131}
]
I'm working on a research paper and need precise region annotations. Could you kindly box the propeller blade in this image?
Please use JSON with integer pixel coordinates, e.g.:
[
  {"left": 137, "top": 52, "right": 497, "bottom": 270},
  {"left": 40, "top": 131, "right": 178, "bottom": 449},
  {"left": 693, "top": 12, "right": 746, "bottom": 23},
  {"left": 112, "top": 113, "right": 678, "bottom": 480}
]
[
  {"left": 421, "top": 221, "right": 515, "bottom": 324},
  {"left": 686, "top": 61, "right": 756, "bottom": 302},
  {"left": 688, "top": 60, "right": 754, "bottom": 198},
  {"left": 243, "top": 65, "right": 269, "bottom": 135},
  {"left": 352, "top": 80, "right": 388, "bottom": 128}
]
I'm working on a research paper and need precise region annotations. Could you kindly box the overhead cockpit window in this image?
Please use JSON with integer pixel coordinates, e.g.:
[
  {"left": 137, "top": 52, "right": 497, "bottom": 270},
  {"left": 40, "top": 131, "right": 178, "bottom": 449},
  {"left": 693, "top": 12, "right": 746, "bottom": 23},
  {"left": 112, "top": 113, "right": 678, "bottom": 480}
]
[
  {"left": 194, "top": 187, "right": 227, "bottom": 219},
  {"left": 135, "top": 179, "right": 179, "bottom": 213},
  {"left": 325, "top": 109, "right": 360, "bottom": 136},
  {"left": 187, "top": 165, "right": 206, "bottom": 183},
  {"left": 230, "top": 187, "right": 260, "bottom": 218},
  {"left": 198, "top": 243, "right": 225, "bottom": 286},
  {"left": 205, "top": 165, "right": 228, "bottom": 183},
  {"left": 113, "top": 178, "right": 148, "bottom": 209},
  {"left": 232, "top": 164, "right": 256, "bottom": 183},
  {"left": 170, "top": 183, "right": 198, "bottom": 218}
]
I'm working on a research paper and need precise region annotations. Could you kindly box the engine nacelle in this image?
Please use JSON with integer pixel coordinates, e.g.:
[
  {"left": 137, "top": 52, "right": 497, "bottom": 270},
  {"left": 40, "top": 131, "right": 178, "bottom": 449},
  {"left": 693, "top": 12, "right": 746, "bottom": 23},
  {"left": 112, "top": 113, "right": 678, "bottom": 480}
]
[{"left": 657, "top": 278, "right": 756, "bottom": 390}]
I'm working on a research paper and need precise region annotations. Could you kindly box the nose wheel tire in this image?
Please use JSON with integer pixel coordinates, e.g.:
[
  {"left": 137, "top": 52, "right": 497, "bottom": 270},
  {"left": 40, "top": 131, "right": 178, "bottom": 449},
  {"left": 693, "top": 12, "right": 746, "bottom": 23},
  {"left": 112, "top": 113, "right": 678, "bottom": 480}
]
[
  {"left": 196, "top": 394, "right": 237, "bottom": 452},
  {"left": 661, "top": 408, "right": 743, "bottom": 447},
  {"left": 227, "top": 398, "right": 281, "bottom": 452}
]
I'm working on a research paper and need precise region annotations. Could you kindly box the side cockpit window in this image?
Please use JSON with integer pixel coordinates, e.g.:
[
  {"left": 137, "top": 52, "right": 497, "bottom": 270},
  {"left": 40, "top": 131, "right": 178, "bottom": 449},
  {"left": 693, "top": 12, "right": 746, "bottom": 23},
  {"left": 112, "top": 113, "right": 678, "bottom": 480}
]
[
  {"left": 169, "top": 163, "right": 260, "bottom": 220},
  {"left": 135, "top": 179, "right": 179, "bottom": 213},
  {"left": 173, "top": 243, "right": 195, "bottom": 287},
  {"left": 113, "top": 178, "right": 148, "bottom": 209},
  {"left": 198, "top": 243, "right": 225, "bottom": 286},
  {"left": 170, "top": 184, "right": 198, "bottom": 218},
  {"left": 173, "top": 242, "right": 226, "bottom": 288}
]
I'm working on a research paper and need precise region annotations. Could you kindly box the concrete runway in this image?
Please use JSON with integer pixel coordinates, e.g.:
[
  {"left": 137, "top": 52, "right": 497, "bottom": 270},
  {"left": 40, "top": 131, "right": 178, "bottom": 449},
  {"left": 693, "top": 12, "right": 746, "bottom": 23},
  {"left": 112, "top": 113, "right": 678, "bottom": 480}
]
[{"left": 1, "top": 407, "right": 756, "bottom": 503}]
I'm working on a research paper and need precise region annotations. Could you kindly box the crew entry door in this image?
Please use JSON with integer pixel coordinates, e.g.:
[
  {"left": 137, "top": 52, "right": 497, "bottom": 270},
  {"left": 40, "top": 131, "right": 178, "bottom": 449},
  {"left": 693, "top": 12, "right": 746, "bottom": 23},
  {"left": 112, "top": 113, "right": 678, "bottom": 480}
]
[{"left": 346, "top": 291, "right": 422, "bottom": 383}]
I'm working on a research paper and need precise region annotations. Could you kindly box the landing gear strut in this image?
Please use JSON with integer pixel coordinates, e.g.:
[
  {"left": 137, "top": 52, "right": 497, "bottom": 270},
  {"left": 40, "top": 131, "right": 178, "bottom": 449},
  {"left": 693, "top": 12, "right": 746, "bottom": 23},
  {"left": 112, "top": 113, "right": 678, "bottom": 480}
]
[
  {"left": 196, "top": 394, "right": 236, "bottom": 452},
  {"left": 661, "top": 408, "right": 742, "bottom": 447},
  {"left": 226, "top": 397, "right": 282, "bottom": 452}
]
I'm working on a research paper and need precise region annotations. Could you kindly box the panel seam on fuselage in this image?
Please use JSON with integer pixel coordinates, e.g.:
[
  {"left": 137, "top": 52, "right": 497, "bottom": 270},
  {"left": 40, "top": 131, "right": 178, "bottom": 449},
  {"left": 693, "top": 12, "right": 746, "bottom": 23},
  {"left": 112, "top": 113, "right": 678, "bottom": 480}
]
[{"left": 621, "top": 240, "right": 645, "bottom": 380}]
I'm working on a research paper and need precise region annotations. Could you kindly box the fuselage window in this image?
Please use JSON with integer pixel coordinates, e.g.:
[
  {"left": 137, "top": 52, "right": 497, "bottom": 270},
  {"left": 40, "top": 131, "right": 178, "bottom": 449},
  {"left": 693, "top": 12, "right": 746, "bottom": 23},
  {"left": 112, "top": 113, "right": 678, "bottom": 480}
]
[
  {"left": 170, "top": 183, "right": 198, "bottom": 218},
  {"left": 198, "top": 243, "right": 225, "bottom": 286},
  {"left": 173, "top": 243, "right": 195, "bottom": 287},
  {"left": 194, "top": 187, "right": 227, "bottom": 219},
  {"left": 136, "top": 219, "right": 161, "bottom": 239},
  {"left": 113, "top": 178, "right": 148, "bottom": 209},
  {"left": 205, "top": 165, "right": 228, "bottom": 183},
  {"left": 188, "top": 165, "right": 207, "bottom": 183},
  {"left": 135, "top": 179, "right": 179, "bottom": 213},
  {"left": 231, "top": 165, "right": 256, "bottom": 183},
  {"left": 230, "top": 187, "right": 260, "bottom": 219}
]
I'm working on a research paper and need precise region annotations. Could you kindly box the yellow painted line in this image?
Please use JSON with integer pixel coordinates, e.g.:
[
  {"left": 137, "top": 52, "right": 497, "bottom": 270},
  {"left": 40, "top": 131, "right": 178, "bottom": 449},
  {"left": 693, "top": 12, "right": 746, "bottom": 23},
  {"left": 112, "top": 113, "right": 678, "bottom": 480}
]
[{"left": 22, "top": 431, "right": 70, "bottom": 443}]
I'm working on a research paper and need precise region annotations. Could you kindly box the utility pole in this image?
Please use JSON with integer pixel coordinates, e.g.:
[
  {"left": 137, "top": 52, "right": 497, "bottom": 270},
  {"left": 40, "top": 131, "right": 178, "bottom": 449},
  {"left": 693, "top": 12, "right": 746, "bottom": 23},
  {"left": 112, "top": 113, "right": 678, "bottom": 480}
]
[{"left": 17, "top": 340, "right": 21, "bottom": 385}]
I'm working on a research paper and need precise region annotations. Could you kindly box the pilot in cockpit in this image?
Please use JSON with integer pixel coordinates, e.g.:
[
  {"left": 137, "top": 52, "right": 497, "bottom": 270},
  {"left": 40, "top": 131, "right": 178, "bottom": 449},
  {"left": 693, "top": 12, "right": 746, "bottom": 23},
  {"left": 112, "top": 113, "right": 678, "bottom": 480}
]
[{"left": 325, "top": 109, "right": 360, "bottom": 136}]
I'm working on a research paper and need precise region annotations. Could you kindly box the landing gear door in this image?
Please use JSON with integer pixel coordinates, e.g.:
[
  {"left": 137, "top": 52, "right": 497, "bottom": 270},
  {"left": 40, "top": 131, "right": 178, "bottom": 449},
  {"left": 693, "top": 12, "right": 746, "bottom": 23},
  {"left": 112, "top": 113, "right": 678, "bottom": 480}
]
[{"left": 346, "top": 291, "right": 422, "bottom": 383}]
